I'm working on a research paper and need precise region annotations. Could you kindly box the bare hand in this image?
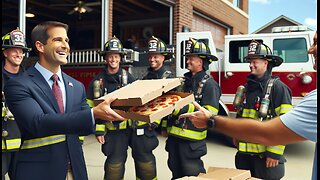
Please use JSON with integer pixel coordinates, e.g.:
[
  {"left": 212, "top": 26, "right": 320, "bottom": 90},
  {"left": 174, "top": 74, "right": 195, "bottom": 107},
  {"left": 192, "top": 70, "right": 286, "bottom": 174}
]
[
  {"left": 178, "top": 101, "right": 212, "bottom": 129},
  {"left": 93, "top": 96, "right": 126, "bottom": 121},
  {"left": 96, "top": 135, "right": 105, "bottom": 144},
  {"left": 266, "top": 157, "right": 279, "bottom": 168}
]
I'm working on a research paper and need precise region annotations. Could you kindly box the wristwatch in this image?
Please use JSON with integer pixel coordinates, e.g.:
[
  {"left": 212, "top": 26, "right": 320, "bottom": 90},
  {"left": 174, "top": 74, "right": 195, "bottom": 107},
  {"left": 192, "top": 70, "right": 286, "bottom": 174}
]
[{"left": 207, "top": 115, "right": 216, "bottom": 128}]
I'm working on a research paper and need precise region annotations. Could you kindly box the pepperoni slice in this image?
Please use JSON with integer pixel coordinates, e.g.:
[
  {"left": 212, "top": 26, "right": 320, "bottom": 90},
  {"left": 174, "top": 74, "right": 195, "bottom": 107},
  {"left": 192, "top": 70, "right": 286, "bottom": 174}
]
[{"left": 151, "top": 108, "right": 158, "bottom": 111}]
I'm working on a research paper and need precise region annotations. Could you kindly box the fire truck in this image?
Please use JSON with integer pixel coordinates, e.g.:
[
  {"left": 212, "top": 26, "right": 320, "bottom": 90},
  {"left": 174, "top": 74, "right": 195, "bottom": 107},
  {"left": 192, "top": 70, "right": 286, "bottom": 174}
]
[
  {"left": 62, "top": 26, "right": 316, "bottom": 145},
  {"left": 176, "top": 27, "right": 316, "bottom": 118}
]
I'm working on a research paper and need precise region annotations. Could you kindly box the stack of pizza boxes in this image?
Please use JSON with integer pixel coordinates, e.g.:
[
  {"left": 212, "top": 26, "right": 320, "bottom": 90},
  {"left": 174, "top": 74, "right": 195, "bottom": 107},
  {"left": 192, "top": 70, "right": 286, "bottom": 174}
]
[{"left": 94, "top": 78, "right": 194, "bottom": 123}]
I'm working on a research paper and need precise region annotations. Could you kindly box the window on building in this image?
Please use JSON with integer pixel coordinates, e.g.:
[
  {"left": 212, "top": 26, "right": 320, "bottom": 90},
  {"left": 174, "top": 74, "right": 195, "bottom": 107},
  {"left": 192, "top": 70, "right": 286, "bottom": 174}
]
[
  {"left": 233, "top": 0, "right": 240, "bottom": 8},
  {"left": 273, "top": 38, "right": 308, "bottom": 63}
]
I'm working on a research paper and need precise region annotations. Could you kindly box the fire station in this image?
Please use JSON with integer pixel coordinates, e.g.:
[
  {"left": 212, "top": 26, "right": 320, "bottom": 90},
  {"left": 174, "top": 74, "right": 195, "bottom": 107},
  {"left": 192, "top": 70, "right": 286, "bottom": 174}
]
[{"left": 3, "top": 0, "right": 248, "bottom": 83}]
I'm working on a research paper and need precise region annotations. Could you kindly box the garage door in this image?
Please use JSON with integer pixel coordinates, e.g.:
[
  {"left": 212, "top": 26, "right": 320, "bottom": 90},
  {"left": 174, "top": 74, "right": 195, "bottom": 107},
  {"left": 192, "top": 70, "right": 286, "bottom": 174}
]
[{"left": 192, "top": 13, "right": 228, "bottom": 51}]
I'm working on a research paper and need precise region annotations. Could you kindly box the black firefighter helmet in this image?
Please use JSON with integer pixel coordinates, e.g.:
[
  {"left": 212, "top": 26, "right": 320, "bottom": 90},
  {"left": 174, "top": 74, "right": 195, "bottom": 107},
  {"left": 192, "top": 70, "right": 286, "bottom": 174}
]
[
  {"left": 244, "top": 40, "right": 283, "bottom": 67},
  {"left": 183, "top": 37, "right": 218, "bottom": 70},
  {"left": 144, "top": 36, "right": 173, "bottom": 60},
  {"left": 98, "top": 36, "right": 125, "bottom": 57},
  {"left": 2, "top": 28, "right": 31, "bottom": 52}
]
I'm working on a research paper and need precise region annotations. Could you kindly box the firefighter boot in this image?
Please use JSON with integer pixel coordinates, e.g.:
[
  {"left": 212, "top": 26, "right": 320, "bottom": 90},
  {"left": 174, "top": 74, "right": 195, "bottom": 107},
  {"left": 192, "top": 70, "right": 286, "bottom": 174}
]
[
  {"left": 104, "top": 162, "right": 124, "bottom": 180},
  {"left": 135, "top": 161, "right": 157, "bottom": 180}
]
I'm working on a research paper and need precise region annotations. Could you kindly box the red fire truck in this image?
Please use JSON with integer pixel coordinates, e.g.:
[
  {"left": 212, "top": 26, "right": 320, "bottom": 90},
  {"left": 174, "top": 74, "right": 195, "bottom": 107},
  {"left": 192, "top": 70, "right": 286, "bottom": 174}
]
[{"left": 176, "top": 27, "right": 316, "bottom": 118}]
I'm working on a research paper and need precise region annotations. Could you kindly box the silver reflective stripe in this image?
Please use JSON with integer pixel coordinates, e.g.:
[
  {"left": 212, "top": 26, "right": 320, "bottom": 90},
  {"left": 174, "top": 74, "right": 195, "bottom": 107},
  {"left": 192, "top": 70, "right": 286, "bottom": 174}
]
[{"left": 21, "top": 135, "right": 66, "bottom": 149}]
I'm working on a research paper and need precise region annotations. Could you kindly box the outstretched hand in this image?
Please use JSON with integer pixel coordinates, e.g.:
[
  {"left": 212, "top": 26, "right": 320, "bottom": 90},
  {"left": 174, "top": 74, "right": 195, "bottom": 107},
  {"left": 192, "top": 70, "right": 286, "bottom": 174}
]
[
  {"left": 93, "top": 96, "right": 126, "bottom": 121},
  {"left": 178, "top": 101, "right": 212, "bottom": 129}
]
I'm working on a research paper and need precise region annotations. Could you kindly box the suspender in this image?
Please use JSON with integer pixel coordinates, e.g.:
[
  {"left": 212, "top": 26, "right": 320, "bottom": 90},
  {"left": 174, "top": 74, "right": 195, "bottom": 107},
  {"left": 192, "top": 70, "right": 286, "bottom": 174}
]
[
  {"left": 121, "top": 69, "right": 128, "bottom": 86},
  {"left": 194, "top": 74, "right": 211, "bottom": 103},
  {"left": 161, "top": 70, "right": 172, "bottom": 79}
]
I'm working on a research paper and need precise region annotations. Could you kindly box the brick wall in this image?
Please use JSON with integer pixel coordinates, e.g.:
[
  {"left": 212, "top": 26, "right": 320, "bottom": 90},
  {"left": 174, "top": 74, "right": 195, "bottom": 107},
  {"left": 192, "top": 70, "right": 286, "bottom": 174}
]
[{"left": 174, "top": 0, "right": 248, "bottom": 43}]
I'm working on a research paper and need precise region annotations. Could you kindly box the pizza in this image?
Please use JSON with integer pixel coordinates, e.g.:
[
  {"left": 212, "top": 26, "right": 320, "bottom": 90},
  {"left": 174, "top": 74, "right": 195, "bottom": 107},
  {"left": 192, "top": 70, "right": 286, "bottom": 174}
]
[{"left": 129, "top": 94, "right": 181, "bottom": 115}]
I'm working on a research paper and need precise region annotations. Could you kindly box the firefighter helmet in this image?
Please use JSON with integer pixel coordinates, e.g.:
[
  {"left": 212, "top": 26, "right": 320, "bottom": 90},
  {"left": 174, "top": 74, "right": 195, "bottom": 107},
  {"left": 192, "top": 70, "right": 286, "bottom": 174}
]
[
  {"left": 144, "top": 36, "right": 173, "bottom": 60},
  {"left": 183, "top": 37, "right": 218, "bottom": 70},
  {"left": 244, "top": 40, "right": 283, "bottom": 67},
  {"left": 99, "top": 36, "right": 125, "bottom": 56},
  {"left": 2, "top": 28, "right": 31, "bottom": 52}
]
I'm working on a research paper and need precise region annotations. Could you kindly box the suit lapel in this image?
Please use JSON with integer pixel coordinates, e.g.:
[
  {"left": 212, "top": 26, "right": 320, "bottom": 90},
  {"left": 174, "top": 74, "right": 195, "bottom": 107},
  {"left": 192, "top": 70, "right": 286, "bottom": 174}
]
[
  {"left": 63, "top": 73, "right": 74, "bottom": 113},
  {"left": 27, "top": 66, "right": 60, "bottom": 113}
]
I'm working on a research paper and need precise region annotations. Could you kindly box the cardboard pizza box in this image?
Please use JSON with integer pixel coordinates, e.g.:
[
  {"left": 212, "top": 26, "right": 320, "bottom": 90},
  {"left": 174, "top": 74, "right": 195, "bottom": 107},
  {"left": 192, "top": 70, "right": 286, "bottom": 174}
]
[
  {"left": 94, "top": 78, "right": 195, "bottom": 123},
  {"left": 177, "top": 167, "right": 261, "bottom": 180},
  {"left": 94, "top": 78, "right": 182, "bottom": 106}
]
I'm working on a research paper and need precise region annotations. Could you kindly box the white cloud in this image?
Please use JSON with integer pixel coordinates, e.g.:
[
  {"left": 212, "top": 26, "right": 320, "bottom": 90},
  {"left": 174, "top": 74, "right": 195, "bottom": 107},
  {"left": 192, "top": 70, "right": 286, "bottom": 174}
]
[
  {"left": 304, "top": 18, "right": 317, "bottom": 28},
  {"left": 250, "top": 0, "right": 271, "bottom": 4}
]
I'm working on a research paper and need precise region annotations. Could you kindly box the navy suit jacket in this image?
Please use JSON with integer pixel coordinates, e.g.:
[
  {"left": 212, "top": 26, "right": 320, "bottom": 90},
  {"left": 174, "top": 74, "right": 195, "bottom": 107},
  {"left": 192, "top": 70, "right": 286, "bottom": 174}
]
[{"left": 4, "top": 66, "right": 94, "bottom": 180}]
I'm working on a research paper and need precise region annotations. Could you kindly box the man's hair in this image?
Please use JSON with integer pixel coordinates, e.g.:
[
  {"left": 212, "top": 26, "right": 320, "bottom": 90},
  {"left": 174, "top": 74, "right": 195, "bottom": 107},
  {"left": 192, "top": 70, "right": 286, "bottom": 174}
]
[{"left": 31, "top": 21, "right": 68, "bottom": 53}]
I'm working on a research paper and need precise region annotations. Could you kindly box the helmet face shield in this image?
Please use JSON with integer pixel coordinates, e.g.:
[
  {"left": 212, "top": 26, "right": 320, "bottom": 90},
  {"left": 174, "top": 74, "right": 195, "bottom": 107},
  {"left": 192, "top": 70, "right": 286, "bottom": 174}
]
[{"left": 2, "top": 28, "right": 30, "bottom": 52}]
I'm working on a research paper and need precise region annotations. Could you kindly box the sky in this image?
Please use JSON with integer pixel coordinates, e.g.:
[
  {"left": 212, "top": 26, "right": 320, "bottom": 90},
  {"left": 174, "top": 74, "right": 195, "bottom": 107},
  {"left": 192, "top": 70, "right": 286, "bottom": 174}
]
[{"left": 248, "top": 0, "right": 317, "bottom": 33}]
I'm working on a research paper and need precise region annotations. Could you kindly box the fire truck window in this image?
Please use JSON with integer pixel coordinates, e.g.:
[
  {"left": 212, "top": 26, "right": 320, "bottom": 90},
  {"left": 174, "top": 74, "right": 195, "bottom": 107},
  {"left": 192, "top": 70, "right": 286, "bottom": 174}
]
[
  {"left": 229, "top": 40, "right": 263, "bottom": 63},
  {"left": 273, "top": 38, "right": 308, "bottom": 63}
]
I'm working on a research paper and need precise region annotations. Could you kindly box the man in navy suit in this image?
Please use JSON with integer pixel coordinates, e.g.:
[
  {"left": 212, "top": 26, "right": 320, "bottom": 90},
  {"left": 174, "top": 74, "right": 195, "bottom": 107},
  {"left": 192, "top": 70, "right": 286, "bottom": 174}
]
[{"left": 4, "top": 21, "right": 124, "bottom": 180}]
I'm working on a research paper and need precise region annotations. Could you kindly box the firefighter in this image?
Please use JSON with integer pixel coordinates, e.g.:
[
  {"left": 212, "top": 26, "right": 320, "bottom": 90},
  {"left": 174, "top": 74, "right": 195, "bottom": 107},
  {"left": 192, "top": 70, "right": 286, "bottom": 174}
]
[
  {"left": 2, "top": 28, "right": 30, "bottom": 179},
  {"left": 86, "top": 36, "right": 136, "bottom": 180},
  {"left": 141, "top": 36, "right": 173, "bottom": 80},
  {"left": 163, "top": 37, "right": 221, "bottom": 179},
  {"left": 128, "top": 36, "right": 174, "bottom": 180},
  {"left": 234, "top": 40, "right": 293, "bottom": 179}
]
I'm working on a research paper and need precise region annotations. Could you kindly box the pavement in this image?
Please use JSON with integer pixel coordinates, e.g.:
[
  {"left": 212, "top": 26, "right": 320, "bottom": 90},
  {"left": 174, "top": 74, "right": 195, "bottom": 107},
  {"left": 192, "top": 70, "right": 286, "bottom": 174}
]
[{"left": 83, "top": 133, "right": 316, "bottom": 180}]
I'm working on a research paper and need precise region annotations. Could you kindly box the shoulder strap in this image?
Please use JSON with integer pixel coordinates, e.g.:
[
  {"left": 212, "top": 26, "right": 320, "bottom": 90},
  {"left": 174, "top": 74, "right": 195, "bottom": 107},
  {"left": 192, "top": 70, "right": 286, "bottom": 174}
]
[
  {"left": 121, "top": 69, "right": 128, "bottom": 86},
  {"left": 161, "top": 70, "right": 172, "bottom": 79},
  {"left": 195, "top": 74, "right": 211, "bottom": 102},
  {"left": 263, "top": 76, "right": 279, "bottom": 117},
  {"left": 263, "top": 76, "right": 279, "bottom": 98}
]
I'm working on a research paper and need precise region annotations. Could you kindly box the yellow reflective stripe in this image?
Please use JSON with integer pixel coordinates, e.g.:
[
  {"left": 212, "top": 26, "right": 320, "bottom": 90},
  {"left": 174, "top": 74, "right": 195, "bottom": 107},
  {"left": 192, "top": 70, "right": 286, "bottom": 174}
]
[
  {"left": 242, "top": 109, "right": 258, "bottom": 119},
  {"left": 127, "top": 119, "right": 132, "bottom": 126},
  {"left": 203, "top": 105, "right": 218, "bottom": 115},
  {"left": 21, "top": 135, "right": 66, "bottom": 149},
  {"left": 238, "top": 142, "right": 266, "bottom": 153},
  {"left": 172, "top": 108, "right": 180, "bottom": 116},
  {"left": 275, "top": 104, "right": 293, "bottom": 116},
  {"left": 153, "top": 119, "right": 161, "bottom": 125},
  {"left": 105, "top": 121, "right": 127, "bottom": 130},
  {"left": 136, "top": 121, "right": 147, "bottom": 126},
  {"left": 162, "top": 119, "right": 167, "bottom": 128},
  {"left": 95, "top": 124, "right": 106, "bottom": 132},
  {"left": 78, "top": 136, "right": 84, "bottom": 141},
  {"left": 86, "top": 99, "right": 94, "bottom": 108},
  {"left": 2, "top": 138, "right": 21, "bottom": 150},
  {"left": 187, "top": 103, "right": 195, "bottom": 113},
  {"left": 167, "top": 126, "right": 207, "bottom": 140},
  {"left": 266, "top": 145, "right": 285, "bottom": 155}
]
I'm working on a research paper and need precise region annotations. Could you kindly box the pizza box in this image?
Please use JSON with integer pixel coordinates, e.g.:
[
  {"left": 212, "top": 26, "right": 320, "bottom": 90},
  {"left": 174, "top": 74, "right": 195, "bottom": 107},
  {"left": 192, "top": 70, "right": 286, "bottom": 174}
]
[
  {"left": 115, "top": 92, "right": 194, "bottom": 123},
  {"left": 177, "top": 167, "right": 261, "bottom": 180},
  {"left": 94, "top": 78, "right": 182, "bottom": 107},
  {"left": 94, "top": 78, "right": 194, "bottom": 123}
]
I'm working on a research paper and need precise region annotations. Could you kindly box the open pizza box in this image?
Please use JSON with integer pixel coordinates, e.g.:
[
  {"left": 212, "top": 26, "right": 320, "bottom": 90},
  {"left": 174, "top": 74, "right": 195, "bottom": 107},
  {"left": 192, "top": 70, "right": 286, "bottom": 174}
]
[
  {"left": 177, "top": 167, "right": 261, "bottom": 180},
  {"left": 94, "top": 78, "right": 195, "bottom": 123}
]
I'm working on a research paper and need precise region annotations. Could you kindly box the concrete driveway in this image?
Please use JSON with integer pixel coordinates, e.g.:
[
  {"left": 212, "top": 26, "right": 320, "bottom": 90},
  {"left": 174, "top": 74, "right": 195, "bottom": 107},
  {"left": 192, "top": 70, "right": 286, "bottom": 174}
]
[{"left": 83, "top": 133, "right": 315, "bottom": 180}]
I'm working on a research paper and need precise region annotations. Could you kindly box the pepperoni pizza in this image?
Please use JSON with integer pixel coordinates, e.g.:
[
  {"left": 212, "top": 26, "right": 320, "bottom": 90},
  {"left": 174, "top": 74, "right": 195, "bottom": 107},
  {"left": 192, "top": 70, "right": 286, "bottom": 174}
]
[{"left": 129, "top": 94, "right": 181, "bottom": 115}]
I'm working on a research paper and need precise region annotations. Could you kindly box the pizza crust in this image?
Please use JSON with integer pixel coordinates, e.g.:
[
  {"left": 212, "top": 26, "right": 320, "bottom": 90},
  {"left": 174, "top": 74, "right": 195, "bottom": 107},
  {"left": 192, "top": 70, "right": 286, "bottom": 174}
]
[{"left": 129, "top": 94, "right": 181, "bottom": 115}]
